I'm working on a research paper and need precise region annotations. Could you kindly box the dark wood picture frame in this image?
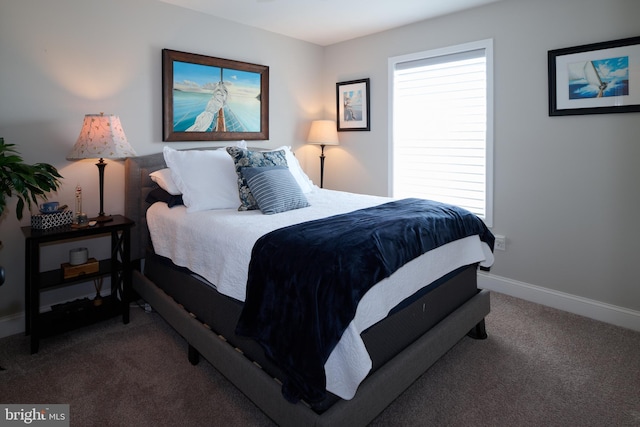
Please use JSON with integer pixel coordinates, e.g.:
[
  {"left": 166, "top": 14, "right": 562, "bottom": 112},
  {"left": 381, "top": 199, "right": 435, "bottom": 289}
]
[
  {"left": 162, "top": 49, "right": 269, "bottom": 141},
  {"left": 336, "top": 78, "right": 370, "bottom": 131},
  {"left": 548, "top": 36, "right": 640, "bottom": 116}
]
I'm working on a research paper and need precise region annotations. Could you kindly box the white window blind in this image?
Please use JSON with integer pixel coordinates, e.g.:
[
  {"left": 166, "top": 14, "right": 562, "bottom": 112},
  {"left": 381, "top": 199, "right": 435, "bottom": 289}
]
[{"left": 390, "top": 40, "right": 493, "bottom": 225}]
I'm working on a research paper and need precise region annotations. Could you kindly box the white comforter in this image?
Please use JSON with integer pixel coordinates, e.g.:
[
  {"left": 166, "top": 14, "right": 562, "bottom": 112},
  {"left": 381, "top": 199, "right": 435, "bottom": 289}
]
[{"left": 147, "top": 188, "right": 494, "bottom": 399}]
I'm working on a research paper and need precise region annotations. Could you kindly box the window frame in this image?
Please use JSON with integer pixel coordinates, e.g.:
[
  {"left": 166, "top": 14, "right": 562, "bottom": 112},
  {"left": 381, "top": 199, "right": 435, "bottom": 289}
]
[{"left": 388, "top": 39, "right": 494, "bottom": 227}]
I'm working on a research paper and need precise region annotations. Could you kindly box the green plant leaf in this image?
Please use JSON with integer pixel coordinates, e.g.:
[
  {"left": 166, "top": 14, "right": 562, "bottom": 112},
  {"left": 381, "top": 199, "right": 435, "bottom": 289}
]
[{"left": 0, "top": 137, "right": 63, "bottom": 220}]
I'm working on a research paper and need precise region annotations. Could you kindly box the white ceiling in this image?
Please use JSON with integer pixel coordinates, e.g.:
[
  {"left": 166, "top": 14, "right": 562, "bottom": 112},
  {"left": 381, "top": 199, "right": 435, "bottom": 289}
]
[{"left": 157, "top": 0, "right": 501, "bottom": 46}]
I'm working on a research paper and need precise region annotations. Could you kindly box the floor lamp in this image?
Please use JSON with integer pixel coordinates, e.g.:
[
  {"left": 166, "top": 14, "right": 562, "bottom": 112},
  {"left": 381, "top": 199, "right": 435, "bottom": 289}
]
[
  {"left": 67, "top": 113, "right": 137, "bottom": 222},
  {"left": 307, "top": 120, "right": 339, "bottom": 188}
]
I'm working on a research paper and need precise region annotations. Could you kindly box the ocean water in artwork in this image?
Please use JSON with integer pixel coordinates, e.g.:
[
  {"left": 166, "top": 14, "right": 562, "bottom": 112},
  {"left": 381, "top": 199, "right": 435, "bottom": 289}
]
[
  {"left": 568, "top": 56, "right": 629, "bottom": 99},
  {"left": 172, "top": 61, "right": 261, "bottom": 132},
  {"left": 173, "top": 90, "right": 260, "bottom": 132}
]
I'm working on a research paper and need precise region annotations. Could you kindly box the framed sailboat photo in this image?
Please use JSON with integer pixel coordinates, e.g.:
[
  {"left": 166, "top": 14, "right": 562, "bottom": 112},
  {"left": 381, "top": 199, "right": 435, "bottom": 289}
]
[
  {"left": 336, "top": 78, "right": 370, "bottom": 131},
  {"left": 548, "top": 36, "right": 640, "bottom": 116},
  {"left": 162, "top": 49, "right": 269, "bottom": 141}
]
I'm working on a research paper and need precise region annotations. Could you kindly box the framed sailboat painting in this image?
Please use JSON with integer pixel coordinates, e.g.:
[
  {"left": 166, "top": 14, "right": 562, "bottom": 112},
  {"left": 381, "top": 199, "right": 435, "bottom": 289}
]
[
  {"left": 336, "top": 78, "right": 370, "bottom": 131},
  {"left": 162, "top": 49, "right": 269, "bottom": 141},
  {"left": 548, "top": 36, "right": 640, "bottom": 116}
]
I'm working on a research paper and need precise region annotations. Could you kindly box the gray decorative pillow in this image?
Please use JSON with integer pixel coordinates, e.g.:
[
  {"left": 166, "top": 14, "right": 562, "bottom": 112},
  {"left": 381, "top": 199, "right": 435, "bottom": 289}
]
[
  {"left": 226, "top": 147, "right": 288, "bottom": 211},
  {"left": 241, "top": 166, "right": 310, "bottom": 215}
]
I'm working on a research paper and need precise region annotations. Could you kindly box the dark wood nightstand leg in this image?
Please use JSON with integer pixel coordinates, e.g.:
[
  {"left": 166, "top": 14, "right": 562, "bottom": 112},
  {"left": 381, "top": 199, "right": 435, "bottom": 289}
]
[
  {"left": 24, "top": 240, "right": 32, "bottom": 335},
  {"left": 111, "top": 228, "right": 131, "bottom": 324},
  {"left": 122, "top": 228, "right": 131, "bottom": 324},
  {"left": 24, "top": 237, "right": 40, "bottom": 353}
]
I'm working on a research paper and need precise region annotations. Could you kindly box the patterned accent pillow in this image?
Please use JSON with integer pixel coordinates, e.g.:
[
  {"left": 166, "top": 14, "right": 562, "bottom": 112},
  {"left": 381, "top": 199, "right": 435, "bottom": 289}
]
[
  {"left": 226, "top": 147, "right": 288, "bottom": 211},
  {"left": 241, "top": 166, "right": 310, "bottom": 215},
  {"left": 265, "top": 146, "right": 315, "bottom": 193}
]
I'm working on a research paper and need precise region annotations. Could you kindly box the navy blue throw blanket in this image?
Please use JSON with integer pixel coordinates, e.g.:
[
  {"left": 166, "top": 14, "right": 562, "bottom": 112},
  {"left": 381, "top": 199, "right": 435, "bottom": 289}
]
[{"left": 235, "top": 198, "right": 494, "bottom": 403}]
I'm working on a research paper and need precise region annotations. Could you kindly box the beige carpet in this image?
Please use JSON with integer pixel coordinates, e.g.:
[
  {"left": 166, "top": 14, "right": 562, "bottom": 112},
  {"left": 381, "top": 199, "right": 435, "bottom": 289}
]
[{"left": 1, "top": 292, "right": 639, "bottom": 426}]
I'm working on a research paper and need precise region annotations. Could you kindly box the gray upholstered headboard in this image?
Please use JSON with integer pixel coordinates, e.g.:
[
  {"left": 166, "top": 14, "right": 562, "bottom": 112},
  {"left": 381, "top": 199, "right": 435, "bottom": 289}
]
[{"left": 125, "top": 151, "right": 167, "bottom": 261}]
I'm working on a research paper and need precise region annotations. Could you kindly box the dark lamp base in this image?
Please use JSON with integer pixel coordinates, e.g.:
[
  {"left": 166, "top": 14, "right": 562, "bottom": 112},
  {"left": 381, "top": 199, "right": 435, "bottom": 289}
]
[{"left": 92, "top": 214, "right": 113, "bottom": 223}]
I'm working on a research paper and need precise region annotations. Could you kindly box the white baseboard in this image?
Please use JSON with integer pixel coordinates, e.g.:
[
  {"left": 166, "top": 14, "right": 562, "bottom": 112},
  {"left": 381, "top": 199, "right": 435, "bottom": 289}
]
[
  {"left": 0, "top": 311, "right": 25, "bottom": 340},
  {"left": 3, "top": 273, "right": 638, "bottom": 339},
  {"left": 478, "top": 272, "right": 640, "bottom": 332}
]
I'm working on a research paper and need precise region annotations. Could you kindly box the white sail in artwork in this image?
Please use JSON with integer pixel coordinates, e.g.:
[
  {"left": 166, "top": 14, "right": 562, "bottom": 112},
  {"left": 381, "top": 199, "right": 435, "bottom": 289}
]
[
  {"left": 567, "top": 61, "right": 607, "bottom": 97},
  {"left": 584, "top": 61, "right": 603, "bottom": 88},
  {"left": 187, "top": 69, "right": 229, "bottom": 132}
]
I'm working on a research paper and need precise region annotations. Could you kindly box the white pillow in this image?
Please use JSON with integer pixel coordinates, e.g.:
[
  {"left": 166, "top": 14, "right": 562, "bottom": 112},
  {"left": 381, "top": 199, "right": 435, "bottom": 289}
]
[
  {"left": 149, "top": 168, "right": 181, "bottom": 195},
  {"left": 269, "top": 146, "right": 315, "bottom": 193},
  {"left": 162, "top": 146, "right": 239, "bottom": 212}
]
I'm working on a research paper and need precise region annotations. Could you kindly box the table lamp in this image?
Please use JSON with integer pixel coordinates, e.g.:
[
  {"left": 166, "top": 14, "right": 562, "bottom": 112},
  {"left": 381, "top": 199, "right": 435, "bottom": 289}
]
[{"left": 67, "top": 113, "right": 136, "bottom": 222}]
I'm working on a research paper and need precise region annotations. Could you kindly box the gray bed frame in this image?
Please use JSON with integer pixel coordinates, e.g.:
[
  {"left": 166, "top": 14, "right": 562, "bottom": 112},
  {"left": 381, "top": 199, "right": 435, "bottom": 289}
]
[{"left": 124, "top": 150, "right": 490, "bottom": 427}]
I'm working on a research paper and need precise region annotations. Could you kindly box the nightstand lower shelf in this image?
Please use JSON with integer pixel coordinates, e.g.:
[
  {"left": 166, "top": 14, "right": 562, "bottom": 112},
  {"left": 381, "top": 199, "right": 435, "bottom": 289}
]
[{"left": 39, "top": 295, "right": 124, "bottom": 338}]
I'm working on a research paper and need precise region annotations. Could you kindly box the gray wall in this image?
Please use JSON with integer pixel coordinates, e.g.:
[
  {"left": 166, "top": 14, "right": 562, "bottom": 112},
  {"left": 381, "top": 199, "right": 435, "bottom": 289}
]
[
  {"left": 320, "top": 0, "right": 640, "bottom": 317},
  {"left": 0, "top": 0, "right": 323, "bottom": 335}
]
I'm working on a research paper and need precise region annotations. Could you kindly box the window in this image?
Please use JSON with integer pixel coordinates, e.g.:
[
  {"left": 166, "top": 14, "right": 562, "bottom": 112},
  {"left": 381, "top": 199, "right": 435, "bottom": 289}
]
[{"left": 389, "top": 39, "right": 493, "bottom": 226}]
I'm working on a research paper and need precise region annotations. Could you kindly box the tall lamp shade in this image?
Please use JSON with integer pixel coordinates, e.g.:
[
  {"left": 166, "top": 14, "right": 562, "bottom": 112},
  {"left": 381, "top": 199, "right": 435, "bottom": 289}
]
[
  {"left": 67, "top": 113, "right": 136, "bottom": 222},
  {"left": 307, "top": 120, "right": 339, "bottom": 188}
]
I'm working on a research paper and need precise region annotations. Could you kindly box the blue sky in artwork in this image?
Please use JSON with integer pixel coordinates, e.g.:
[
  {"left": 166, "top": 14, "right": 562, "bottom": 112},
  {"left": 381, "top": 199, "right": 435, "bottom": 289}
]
[
  {"left": 173, "top": 61, "right": 260, "bottom": 89},
  {"left": 592, "top": 56, "right": 628, "bottom": 81}
]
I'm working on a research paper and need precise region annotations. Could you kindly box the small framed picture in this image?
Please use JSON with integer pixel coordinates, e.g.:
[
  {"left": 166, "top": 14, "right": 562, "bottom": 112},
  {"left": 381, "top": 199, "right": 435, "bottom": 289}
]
[
  {"left": 336, "top": 78, "right": 370, "bottom": 131},
  {"left": 548, "top": 36, "right": 640, "bottom": 116}
]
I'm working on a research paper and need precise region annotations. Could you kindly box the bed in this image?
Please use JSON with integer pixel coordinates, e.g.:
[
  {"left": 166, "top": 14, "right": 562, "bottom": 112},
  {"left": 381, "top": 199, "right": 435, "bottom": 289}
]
[{"left": 124, "top": 146, "right": 494, "bottom": 426}]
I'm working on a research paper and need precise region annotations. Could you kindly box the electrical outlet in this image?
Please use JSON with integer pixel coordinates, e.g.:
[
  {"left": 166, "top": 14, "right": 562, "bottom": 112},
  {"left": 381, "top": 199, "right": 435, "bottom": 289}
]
[{"left": 494, "top": 234, "right": 506, "bottom": 251}]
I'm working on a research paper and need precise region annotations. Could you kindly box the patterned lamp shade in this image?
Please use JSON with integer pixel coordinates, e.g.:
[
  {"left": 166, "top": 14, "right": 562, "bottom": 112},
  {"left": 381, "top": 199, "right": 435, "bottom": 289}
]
[
  {"left": 67, "top": 113, "right": 136, "bottom": 222},
  {"left": 67, "top": 113, "right": 136, "bottom": 160}
]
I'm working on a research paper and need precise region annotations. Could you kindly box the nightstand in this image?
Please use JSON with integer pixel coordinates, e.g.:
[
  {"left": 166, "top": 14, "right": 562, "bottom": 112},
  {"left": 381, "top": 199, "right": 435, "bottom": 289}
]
[{"left": 22, "top": 215, "right": 134, "bottom": 354}]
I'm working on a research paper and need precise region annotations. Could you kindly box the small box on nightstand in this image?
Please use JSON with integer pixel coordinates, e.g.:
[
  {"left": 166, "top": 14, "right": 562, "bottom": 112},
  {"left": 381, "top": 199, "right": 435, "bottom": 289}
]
[
  {"left": 31, "top": 210, "right": 73, "bottom": 229},
  {"left": 61, "top": 258, "right": 99, "bottom": 279}
]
